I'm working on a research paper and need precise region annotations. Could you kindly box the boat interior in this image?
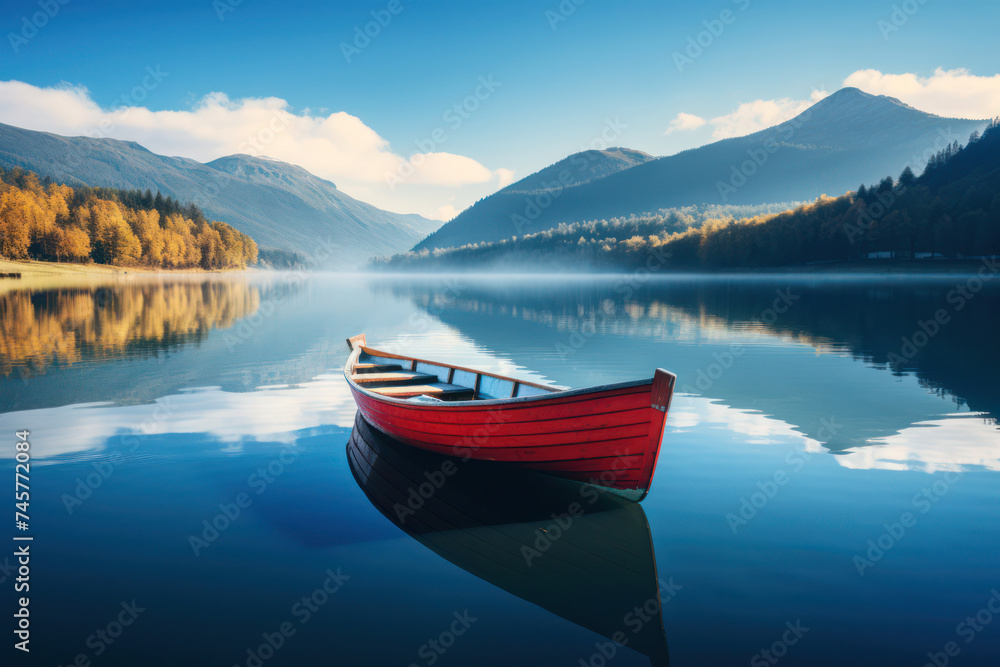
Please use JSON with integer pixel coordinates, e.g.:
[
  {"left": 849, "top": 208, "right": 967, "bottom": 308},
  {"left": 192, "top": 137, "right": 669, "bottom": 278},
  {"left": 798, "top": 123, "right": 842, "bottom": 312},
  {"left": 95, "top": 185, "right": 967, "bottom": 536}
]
[{"left": 347, "top": 335, "right": 560, "bottom": 403}]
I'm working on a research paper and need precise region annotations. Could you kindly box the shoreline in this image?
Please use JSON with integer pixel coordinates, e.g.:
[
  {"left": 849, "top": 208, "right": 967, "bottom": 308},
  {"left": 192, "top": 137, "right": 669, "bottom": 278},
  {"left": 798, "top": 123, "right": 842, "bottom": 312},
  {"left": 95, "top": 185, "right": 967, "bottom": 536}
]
[
  {"left": 3, "top": 258, "right": 996, "bottom": 282},
  {"left": 0, "top": 259, "right": 260, "bottom": 294},
  {"left": 0, "top": 258, "right": 258, "bottom": 278},
  {"left": 365, "top": 259, "right": 1000, "bottom": 277}
]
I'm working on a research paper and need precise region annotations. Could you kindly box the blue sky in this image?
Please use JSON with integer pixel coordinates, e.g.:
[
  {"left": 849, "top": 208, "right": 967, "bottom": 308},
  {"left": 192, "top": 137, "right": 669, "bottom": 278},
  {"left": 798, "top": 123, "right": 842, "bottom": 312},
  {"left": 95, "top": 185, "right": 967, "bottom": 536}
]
[{"left": 1, "top": 0, "right": 998, "bottom": 218}]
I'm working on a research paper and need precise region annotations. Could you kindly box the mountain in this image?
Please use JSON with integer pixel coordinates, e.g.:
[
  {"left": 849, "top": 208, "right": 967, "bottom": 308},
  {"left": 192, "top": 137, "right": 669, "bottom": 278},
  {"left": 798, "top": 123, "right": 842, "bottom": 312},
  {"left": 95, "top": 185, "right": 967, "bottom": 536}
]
[
  {"left": 388, "top": 118, "right": 1000, "bottom": 271},
  {"left": 0, "top": 122, "right": 440, "bottom": 266},
  {"left": 500, "top": 147, "right": 654, "bottom": 192},
  {"left": 416, "top": 147, "right": 654, "bottom": 250},
  {"left": 415, "top": 88, "right": 988, "bottom": 251}
]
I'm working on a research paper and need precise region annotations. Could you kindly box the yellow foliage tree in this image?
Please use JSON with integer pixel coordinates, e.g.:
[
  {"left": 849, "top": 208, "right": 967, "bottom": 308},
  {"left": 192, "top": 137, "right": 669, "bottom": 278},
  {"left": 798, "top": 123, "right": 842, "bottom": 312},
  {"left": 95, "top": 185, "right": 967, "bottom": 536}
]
[
  {"left": 54, "top": 226, "right": 92, "bottom": 261},
  {"left": 0, "top": 167, "right": 257, "bottom": 269}
]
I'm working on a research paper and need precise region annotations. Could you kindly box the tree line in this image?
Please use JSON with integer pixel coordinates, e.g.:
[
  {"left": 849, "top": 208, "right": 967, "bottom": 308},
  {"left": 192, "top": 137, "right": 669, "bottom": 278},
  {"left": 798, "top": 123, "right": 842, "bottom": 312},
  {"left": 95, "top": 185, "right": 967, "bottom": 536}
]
[
  {"left": 0, "top": 167, "right": 257, "bottom": 269},
  {"left": 374, "top": 202, "right": 803, "bottom": 271},
  {"left": 377, "top": 119, "right": 1000, "bottom": 271}
]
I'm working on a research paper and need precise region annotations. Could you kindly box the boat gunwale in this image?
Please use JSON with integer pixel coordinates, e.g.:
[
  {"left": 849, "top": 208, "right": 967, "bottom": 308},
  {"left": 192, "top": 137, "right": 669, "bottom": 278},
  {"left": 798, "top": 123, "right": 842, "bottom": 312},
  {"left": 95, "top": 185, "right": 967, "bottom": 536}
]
[{"left": 344, "top": 343, "right": 655, "bottom": 409}]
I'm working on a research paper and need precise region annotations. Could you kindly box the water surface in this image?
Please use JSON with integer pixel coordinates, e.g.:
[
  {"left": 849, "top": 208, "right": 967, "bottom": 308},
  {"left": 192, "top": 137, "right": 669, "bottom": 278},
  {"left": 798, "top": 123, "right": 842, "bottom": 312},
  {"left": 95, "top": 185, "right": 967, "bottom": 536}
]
[{"left": 1, "top": 272, "right": 998, "bottom": 665}]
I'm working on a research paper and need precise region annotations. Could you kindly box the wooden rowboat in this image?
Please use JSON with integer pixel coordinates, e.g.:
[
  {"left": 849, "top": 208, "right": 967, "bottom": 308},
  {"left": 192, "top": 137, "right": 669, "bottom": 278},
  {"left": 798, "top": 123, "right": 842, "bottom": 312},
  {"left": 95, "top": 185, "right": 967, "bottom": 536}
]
[{"left": 344, "top": 334, "right": 676, "bottom": 501}]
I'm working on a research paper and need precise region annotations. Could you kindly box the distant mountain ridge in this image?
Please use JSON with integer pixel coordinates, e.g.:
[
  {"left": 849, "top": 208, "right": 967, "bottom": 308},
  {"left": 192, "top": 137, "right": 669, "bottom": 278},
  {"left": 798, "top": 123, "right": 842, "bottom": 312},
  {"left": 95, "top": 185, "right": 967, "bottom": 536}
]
[
  {"left": 0, "top": 122, "right": 440, "bottom": 266},
  {"left": 416, "top": 147, "right": 654, "bottom": 251},
  {"left": 501, "top": 147, "right": 654, "bottom": 193},
  {"left": 415, "top": 88, "right": 988, "bottom": 251}
]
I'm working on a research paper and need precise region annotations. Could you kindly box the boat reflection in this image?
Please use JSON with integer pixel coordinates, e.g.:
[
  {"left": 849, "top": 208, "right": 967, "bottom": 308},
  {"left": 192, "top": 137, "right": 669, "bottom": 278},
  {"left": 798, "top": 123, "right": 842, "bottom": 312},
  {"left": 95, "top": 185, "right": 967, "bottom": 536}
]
[{"left": 347, "top": 414, "right": 670, "bottom": 666}]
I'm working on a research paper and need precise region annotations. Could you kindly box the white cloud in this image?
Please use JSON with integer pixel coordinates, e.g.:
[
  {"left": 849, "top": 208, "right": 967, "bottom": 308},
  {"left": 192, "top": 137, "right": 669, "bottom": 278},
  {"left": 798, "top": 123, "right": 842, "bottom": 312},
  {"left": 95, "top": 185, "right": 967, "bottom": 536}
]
[
  {"left": 435, "top": 204, "right": 460, "bottom": 221},
  {"left": 707, "top": 90, "right": 829, "bottom": 139},
  {"left": 842, "top": 67, "right": 1000, "bottom": 120},
  {"left": 664, "top": 112, "right": 707, "bottom": 134},
  {"left": 0, "top": 80, "right": 509, "bottom": 218},
  {"left": 393, "top": 151, "right": 495, "bottom": 187},
  {"left": 669, "top": 68, "right": 1000, "bottom": 147},
  {"left": 665, "top": 90, "right": 828, "bottom": 141},
  {"left": 835, "top": 413, "right": 1000, "bottom": 473},
  {"left": 495, "top": 167, "right": 517, "bottom": 188}
]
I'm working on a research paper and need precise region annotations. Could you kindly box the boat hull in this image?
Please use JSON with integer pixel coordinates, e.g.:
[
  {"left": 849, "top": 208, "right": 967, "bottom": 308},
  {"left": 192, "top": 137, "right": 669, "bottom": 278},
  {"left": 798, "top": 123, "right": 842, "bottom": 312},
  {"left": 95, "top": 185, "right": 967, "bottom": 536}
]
[{"left": 348, "top": 370, "right": 673, "bottom": 501}]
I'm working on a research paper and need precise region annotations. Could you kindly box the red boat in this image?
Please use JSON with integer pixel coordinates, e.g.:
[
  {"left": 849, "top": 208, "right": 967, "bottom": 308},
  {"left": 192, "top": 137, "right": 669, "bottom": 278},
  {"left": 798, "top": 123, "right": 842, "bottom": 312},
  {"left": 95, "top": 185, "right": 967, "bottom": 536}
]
[{"left": 344, "top": 334, "right": 676, "bottom": 500}]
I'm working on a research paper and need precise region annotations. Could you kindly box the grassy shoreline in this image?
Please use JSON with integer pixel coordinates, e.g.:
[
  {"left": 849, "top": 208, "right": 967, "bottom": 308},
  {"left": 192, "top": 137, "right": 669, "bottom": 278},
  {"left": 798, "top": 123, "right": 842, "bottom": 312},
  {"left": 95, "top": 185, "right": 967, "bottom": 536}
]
[
  {"left": 0, "top": 259, "right": 259, "bottom": 295},
  {"left": 0, "top": 258, "right": 254, "bottom": 277}
]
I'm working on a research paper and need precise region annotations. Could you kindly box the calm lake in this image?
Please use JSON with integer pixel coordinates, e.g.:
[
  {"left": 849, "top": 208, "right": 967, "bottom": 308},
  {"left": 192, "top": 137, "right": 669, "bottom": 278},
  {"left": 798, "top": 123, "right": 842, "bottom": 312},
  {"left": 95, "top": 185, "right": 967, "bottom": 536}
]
[{"left": 2, "top": 271, "right": 999, "bottom": 666}]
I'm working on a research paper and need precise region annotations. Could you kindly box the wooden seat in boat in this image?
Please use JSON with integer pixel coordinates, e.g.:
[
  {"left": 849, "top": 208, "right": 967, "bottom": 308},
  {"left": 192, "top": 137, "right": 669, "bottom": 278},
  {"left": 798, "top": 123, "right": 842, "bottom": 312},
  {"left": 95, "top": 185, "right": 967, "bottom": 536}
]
[
  {"left": 351, "top": 371, "right": 436, "bottom": 385},
  {"left": 368, "top": 382, "right": 476, "bottom": 400},
  {"left": 353, "top": 363, "right": 404, "bottom": 374}
]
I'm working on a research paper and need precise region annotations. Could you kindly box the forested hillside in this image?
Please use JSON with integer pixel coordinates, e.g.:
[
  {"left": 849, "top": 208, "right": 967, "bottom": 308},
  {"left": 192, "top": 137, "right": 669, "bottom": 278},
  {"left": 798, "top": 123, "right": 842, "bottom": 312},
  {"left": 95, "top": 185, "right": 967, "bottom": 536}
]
[
  {"left": 0, "top": 123, "right": 439, "bottom": 266},
  {"left": 0, "top": 167, "right": 257, "bottom": 269},
  {"left": 410, "top": 88, "right": 987, "bottom": 252},
  {"left": 674, "top": 119, "right": 1000, "bottom": 267},
  {"left": 377, "top": 120, "right": 1000, "bottom": 271},
  {"left": 376, "top": 203, "right": 803, "bottom": 270}
]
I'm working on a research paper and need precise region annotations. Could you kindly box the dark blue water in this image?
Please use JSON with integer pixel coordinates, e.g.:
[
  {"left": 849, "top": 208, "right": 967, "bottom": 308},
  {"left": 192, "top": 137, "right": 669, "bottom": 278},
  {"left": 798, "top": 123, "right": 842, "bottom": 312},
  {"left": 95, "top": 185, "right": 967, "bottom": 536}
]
[{"left": 1, "top": 272, "right": 998, "bottom": 666}]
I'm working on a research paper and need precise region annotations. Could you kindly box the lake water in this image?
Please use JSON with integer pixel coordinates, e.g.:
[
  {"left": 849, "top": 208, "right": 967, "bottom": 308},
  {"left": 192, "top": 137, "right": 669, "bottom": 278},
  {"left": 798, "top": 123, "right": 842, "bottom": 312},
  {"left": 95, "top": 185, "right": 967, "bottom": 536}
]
[{"left": 1, "top": 271, "right": 999, "bottom": 666}]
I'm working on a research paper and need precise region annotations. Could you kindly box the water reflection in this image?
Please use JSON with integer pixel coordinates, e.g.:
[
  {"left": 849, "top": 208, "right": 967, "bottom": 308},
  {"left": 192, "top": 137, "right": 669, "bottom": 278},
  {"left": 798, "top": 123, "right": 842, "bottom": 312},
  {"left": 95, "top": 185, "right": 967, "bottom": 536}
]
[
  {"left": 0, "top": 374, "right": 358, "bottom": 459},
  {"left": 375, "top": 276, "right": 1000, "bottom": 450},
  {"left": 347, "top": 414, "right": 671, "bottom": 666},
  {"left": 836, "top": 412, "right": 1000, "bottom": 472},
  {"left": 0, "top": 280, "right": 262, "bottom": 377},
  {"left": 672, "top": 394, "right": 1000, "bottom": 474}
]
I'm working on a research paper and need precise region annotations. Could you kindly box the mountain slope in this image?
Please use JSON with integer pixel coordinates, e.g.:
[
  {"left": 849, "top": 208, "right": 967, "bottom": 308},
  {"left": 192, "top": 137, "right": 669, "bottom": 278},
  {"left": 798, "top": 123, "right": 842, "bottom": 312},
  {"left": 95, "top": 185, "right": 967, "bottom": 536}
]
[
  {"left": 416, "top": 88, "right": 987, "bottom": 251},
  {"left": 501, "top": 147, "right": 654, "bottom": 193},
  {"left": 0, "top": 122, "right": 440, "bottom": 266},
  {"left": 416, "top": 147, "right": 654, "bottom": 251}
]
